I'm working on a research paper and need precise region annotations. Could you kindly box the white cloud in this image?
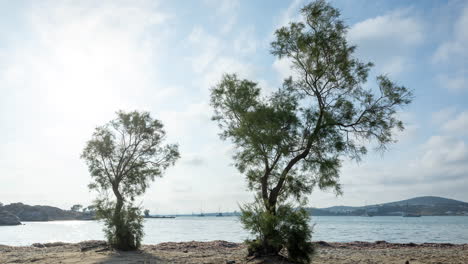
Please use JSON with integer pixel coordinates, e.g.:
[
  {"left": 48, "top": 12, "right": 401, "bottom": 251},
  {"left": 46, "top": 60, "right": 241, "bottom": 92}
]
[
  {"left": 432, "top": 107, "right": 458, "bottom": 124},
  {"left": 433, "top": 6, "right": 468, "bottom": 63},
  {"left": 347, "top": 9, "right": 423, "bottom": 77},
  {"left": 277, "top": 0, "right": 304, "bottom": 29},
  {"left": 272, "top": 57, "right": 294, "bottom": 81},
  {"left": 187, "top": 27, "right": 221, "bottom": 74},
  {"left": 437, "top": 72, "right": 468, "bottom": 91},
  {"left": 380, "top": 56, "right": 411, "bottom": 77},
  {"left": 422, "top": 136, "right": 468, "bottom": 167},
  {"left": 348, "top": 9, "right": 423, "bottom": 46},
  {"left": 442, "top": 110, "right": 468, "bottom": 135},
  {"left": 233, "top": 26, "right": 257, "bottom": 55},
  {"left": 432, "top": 4, "right": 468, "bottom": 92},
  {"left": 203, "top": 0, "right": 240, "bottom": 34},
  {"left": 0, "top": 1, "right": 175, "bottom": 208},
  {"left": 201, "top": 56, "right": 256, "bottom": 90},
  {"left": 186, "top": 25, "right": 258, "bottom": 91}
]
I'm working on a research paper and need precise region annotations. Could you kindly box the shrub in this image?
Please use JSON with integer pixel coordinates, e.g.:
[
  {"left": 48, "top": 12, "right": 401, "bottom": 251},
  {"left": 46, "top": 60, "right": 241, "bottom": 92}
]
[
  {"left": 95, "top": 199, "right": 144, "bottom": 250},
  {"left": 240, "top": 200, "right": 315, "bottom": 263}
]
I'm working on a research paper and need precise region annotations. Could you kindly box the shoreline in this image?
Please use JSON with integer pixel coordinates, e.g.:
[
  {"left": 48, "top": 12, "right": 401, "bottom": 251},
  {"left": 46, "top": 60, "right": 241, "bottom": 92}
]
[{"left": 1, "top": 240, "right": 467, "bottom": 264}]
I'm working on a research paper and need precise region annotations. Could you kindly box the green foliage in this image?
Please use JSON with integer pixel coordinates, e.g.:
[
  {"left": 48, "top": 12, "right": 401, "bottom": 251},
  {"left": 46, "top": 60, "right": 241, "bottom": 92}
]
[
  {"left": 70, "top": 204, "right": 83, "bottom": 212},
  {"left": 144, "top": 209, "right": 150, "bottom": 217},
  {"left": 81, "top": 110, "right": 180, "bottom": 250},
  {"left": 211, "top": 0, "right": 413, "bottom": 261},
  {"left": 95, "top": 198, "right": 143, "bottom": 250},
  {"left": 241, "top": 200, "right": 315, "bottom": 263}
]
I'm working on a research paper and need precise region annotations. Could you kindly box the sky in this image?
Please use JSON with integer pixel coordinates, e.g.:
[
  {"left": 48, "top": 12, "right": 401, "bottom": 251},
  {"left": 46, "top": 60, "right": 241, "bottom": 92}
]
[{"left": 1, "top": 0, "right": 467, "bottom": 214}]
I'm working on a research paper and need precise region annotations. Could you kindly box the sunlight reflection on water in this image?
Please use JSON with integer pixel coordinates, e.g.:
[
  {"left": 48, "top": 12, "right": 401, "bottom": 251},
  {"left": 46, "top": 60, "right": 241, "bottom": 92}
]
[{"left": 1, "top": 216, "right": 467, "bottom": 246}]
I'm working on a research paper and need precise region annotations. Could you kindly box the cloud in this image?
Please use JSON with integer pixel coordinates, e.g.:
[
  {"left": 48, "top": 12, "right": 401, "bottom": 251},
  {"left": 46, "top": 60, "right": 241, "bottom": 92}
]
[
  {"left": 233, "top": 26, "right": 257, "bottom": 55},
  {"left": 442, "top": 110, "right": 468, "bottom": 136},
  {"left": 347, "top": 9, "right": 423, "bottom": 78},
  {"left": 0, "top": 0, "right": 175, "bottom": 208},
  {"left": 380, "top": 56, "right": 412, "bottom": 76},
  {"left": 186, "top": 25, "right": 258, "bottom": 91},
  {"left": 432, "top": 5, "right": 468, "bottom": 64},
  {"left": 348, "top": 9, "right": 423, "bottom": 46},
  {"left": 272, "top": 57, "right": 294, "bottom": 82},
  {"left": 432, "top": 107, "right": 458, "bottom": 124},
  {"left": 277, "top": 0, "right": 304, "bottom": 29},
  {"left": 271, "top": 8, "right": 423, "bottom": 82},
  {"left": 203, "top": 0, "right": 240, "bottom": 34},
  {"left": 432, "top": 4, "right": 468, "bottom": 92},
  {"left": 437, "top": 71, "right": 468, "bottom": 91},
  {"left": 183, "top": 156, "right": 205, "bottom": 166}
]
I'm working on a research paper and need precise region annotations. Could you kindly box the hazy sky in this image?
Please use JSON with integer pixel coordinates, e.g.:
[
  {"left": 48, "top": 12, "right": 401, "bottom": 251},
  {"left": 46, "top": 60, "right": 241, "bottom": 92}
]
[{"left": 1, "top": 0, "right": 467, "bottom": 214}]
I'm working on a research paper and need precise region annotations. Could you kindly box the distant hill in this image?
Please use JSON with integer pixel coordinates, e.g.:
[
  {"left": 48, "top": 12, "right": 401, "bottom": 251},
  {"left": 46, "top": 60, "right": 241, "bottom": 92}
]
[
  {"left": 0, "top": 203, "right": 94, "bottom": 222},
  {"left": 382, "top": 196, "right": 467, "bottom": 207},
  {"left": 307, "top": 196, "right": 468, "bottom": 216}
]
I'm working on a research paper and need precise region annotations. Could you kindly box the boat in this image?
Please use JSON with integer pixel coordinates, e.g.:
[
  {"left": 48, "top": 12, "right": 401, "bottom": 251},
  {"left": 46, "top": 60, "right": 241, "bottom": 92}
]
[
  {"left": 403, "top": 203, "right": 421, "bottom": 217},
  {"left": 216, "top": 207, "right": 223, "bottom": 217}
]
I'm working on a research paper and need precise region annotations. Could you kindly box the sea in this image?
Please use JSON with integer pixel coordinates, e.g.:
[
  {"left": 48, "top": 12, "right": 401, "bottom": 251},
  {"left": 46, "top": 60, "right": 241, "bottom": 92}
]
[{"left": 1, "top": 216, "right": 467, "bottom": 246}]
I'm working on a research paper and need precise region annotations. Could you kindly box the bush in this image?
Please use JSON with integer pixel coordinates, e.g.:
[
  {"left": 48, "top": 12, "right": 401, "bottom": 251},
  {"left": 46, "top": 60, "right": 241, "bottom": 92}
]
[
  {"left": 240, "top": 201, "right": 315, "bottom": 263},
  {"left": 95, "top": 199, "right": 144, "bottom": 250}
]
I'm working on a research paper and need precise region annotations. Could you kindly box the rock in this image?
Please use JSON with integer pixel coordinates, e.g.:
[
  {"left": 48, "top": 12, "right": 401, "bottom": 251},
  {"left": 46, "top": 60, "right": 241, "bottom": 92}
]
[
  {"left": 315, "top": 241, "right": 332, "bottom": 247},
  {"left": 226, "top": 261, "right": 235, "bottom": 264},
  {"left": 32, "top": 243, "right": 45, "bottom": 248},
  {"left": 0, "top": 211, "right": 21, "bottom": 225}
]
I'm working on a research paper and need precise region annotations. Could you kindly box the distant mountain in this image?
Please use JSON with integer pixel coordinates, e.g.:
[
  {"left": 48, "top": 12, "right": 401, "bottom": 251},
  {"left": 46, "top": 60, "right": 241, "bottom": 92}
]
[{"left": 307, "top": 196, "right": 468, "bottom": 216}]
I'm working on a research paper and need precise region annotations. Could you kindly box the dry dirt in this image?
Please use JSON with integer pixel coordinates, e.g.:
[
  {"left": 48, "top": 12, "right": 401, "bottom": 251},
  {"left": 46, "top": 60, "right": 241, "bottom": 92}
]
[{"left": 0, "top": 240, "right": 467, "bottom": 264}]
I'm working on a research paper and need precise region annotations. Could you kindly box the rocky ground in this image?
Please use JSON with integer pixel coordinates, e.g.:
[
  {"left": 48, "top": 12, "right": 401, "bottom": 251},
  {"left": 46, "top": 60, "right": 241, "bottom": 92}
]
[{"left": 0, "top": 240, "right": 467, "bottom": 264}]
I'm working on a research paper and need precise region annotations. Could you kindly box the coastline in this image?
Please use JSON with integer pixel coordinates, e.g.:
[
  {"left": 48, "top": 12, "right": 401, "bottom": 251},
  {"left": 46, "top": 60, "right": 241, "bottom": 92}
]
[{"left": 1, "top": 240, "right": 467, "bottom": 264}]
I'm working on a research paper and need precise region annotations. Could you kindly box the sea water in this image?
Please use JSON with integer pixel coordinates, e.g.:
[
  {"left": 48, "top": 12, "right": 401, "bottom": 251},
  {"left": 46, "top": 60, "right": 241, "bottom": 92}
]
[{"left": 1, "top": 216, "right": 467, "bottom": 246}]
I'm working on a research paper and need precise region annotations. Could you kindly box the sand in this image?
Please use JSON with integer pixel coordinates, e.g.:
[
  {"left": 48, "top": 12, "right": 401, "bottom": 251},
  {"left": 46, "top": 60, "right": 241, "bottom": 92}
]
[{"left": 0, "top": 240, "right": 467, "bottom": 264}]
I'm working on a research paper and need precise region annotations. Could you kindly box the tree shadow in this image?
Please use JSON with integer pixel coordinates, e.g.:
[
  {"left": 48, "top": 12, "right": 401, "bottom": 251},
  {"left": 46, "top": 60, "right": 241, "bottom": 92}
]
[{"left": 98, "top": 249, "right": 168, "bottom": 264}]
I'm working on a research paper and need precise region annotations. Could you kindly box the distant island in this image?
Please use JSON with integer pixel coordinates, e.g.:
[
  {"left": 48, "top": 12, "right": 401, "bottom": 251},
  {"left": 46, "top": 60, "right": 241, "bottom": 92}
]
[
  {"left": 1, "top": 196, "right": 467, "bottom": 226},
  {"left": 0, "top": 203, "right": 94, "bottom": 225},
  {"left": 306, "top": 196, "right": 468, "bottom": 216}
]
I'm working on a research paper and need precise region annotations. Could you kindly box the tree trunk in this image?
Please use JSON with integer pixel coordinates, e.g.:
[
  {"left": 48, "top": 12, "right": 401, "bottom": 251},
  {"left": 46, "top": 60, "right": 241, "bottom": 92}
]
[
  {"left": 257, "top": 179, "right": 282, "bottom": 256},
  {"left": 112, "top": 184, "right": 128, "bottom": 250}
]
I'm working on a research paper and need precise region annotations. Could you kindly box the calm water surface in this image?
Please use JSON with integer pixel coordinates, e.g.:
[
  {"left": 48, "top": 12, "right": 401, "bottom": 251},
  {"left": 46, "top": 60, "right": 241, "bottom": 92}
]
[{"left": 1, "top": 216, "right": 467, "bottom": 246}]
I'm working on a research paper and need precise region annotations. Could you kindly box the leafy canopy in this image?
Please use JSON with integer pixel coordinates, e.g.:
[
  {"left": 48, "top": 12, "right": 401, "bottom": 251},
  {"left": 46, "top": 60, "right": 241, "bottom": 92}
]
[
  {"left": 82, "top": 110, "right": 180, "bottom": 202},
  {"left": 211, "top": 0, "right": 412, "bottom": 210}
]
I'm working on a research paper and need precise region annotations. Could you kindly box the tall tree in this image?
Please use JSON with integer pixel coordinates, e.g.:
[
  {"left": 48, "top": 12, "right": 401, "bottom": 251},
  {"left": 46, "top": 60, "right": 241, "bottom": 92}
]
[
  {"left": 210, "top": 0, "right": 412, "bottom": 262},
  {"left": 81, "top": 111, "right": 180, "bottom": 250}
]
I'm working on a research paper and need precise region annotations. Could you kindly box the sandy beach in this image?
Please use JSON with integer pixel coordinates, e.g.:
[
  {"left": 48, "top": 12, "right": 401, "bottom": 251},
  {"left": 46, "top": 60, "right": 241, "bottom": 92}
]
[{"left": 1, "top": 240, "right": 467, "bottom": 264}]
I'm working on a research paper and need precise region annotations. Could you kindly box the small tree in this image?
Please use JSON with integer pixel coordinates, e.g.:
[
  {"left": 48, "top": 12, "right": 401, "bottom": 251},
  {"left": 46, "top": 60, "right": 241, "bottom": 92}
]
[
  {"left": 86, "top": 205, "right": 96, "bottom": 212},
  {"left": 81, "top": 110, "right": 180, "bottom": 250},
  {"left": 210, "top": 0, "right": 412, "bottom": 262},
  {"left": 144, "top": 209, "right": 150, "bottom": 217},
  {"left": 71, "top": 204, "right": 83, "bottom": 212}
]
